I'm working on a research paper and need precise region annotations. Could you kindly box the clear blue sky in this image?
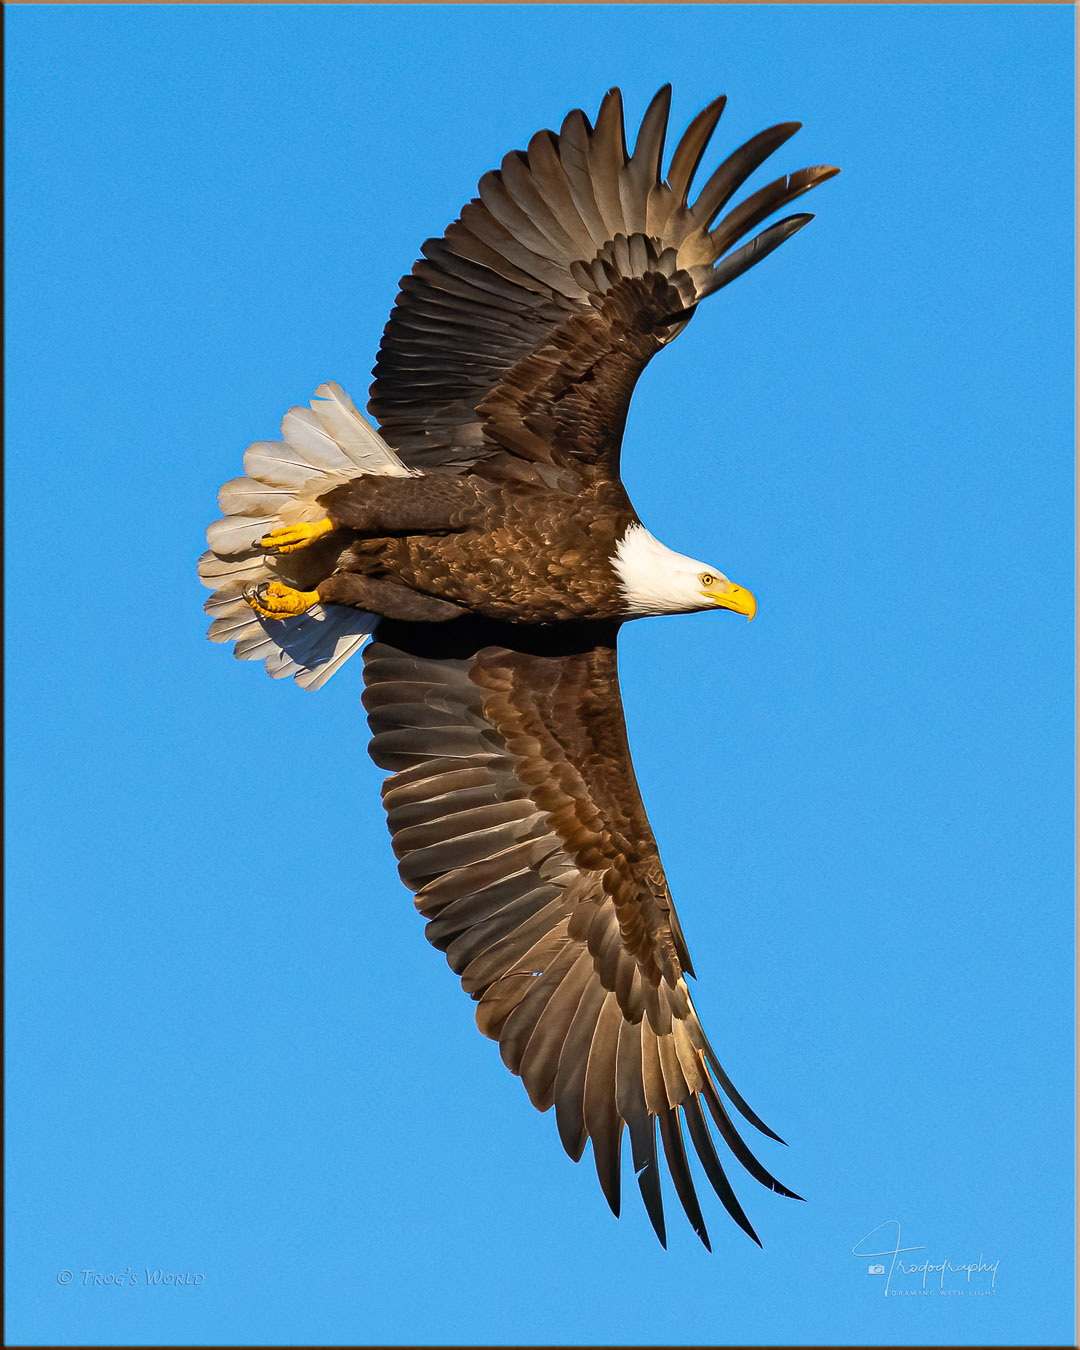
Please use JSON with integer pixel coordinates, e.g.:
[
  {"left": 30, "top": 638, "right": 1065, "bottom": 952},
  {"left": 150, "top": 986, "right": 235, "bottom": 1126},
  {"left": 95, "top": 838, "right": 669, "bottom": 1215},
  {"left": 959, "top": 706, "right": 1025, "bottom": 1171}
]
[{"left": 5, "top": 5, "right": 1074, "bottom": 1347}]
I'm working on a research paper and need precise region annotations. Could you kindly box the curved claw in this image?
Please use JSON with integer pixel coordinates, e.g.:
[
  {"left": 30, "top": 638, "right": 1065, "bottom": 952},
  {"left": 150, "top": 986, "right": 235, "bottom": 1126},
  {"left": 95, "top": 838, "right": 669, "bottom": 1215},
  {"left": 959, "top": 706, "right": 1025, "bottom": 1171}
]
[
  {"left": 255, "top": 518, "right": 334, "bottom": 554},
  {"left": 244, "top": 581, "right": 321, "bottom": 619}
]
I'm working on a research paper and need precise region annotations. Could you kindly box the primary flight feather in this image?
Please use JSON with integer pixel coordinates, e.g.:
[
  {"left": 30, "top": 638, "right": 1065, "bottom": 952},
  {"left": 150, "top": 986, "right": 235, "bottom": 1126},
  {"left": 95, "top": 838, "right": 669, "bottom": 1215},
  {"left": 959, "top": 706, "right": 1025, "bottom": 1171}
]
[{"left": 200, "top": 85, "right": 838, "bottom": 1248}]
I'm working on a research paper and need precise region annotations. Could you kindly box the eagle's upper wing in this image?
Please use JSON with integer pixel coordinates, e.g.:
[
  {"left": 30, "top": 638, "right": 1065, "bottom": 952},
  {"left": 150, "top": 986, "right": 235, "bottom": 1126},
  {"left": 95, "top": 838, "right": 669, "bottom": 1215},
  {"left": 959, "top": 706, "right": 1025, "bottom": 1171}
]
[
  {"left": 369, "top": 86, "right": 837, "bottom": 484},
  {"left": 362, "top": 618, "right": 798, "bottom": 1248}
]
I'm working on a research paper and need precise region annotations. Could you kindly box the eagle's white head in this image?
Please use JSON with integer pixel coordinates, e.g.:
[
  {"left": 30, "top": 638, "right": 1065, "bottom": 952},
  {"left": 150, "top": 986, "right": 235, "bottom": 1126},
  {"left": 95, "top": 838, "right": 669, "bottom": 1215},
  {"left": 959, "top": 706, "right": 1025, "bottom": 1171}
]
[{"left": 612, "top": 523, "right": 757, "bottom": 620}]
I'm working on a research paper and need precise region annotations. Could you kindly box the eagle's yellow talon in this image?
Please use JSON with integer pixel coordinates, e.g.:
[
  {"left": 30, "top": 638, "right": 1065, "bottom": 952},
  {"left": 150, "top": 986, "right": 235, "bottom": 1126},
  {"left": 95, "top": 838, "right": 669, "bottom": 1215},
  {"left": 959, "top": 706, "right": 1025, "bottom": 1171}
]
[
  {"left": 244, "top": 581, "right": 321, "bottom": 619},
  {"left": 257, "top": 518, "right": 334, "bottom": 554}
]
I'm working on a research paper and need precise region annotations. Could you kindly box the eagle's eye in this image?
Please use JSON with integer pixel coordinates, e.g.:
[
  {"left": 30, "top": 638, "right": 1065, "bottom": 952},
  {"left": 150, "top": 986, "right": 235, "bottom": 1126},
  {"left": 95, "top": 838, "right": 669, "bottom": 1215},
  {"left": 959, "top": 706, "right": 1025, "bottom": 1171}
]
[{"left": 700, "top": 572, "right": 715, "bottom": 587}]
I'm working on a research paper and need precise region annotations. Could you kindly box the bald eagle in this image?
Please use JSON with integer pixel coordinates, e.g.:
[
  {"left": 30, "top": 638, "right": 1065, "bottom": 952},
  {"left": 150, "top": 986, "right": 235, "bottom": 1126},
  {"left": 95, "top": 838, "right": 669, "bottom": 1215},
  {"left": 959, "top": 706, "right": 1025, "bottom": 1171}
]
[{"left": 200, "top": 86, "right": 837, "bottom": 1249}]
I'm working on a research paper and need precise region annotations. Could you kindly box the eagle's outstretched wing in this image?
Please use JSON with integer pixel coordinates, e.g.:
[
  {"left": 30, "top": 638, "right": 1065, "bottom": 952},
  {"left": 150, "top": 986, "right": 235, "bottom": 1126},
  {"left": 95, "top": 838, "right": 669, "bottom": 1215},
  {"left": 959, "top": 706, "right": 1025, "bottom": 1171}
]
[
  {"left": 363, "top": 618, "right": 799, "bottom": 1248},
  {"left": 370, "top": 85, "right": 837, "bottom": 482}
]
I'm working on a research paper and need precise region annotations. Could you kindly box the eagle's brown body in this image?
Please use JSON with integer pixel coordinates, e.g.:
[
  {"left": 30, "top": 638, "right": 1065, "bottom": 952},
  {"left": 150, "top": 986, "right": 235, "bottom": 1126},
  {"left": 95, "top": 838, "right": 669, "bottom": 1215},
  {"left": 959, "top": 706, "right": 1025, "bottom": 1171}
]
[
  {"left": 201, "top": 85, "right": 838, "bottom": 1250},
  {"left": 317, "top": 475, "right": 639, "bottom": 624}
]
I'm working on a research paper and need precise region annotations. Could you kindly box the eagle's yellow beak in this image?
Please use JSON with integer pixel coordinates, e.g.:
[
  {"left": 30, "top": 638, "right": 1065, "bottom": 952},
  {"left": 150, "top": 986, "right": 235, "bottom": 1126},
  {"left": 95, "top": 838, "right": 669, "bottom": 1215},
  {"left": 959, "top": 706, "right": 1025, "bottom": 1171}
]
[{"left": 703, "top": 582, "right": 757, "bottom": 621}]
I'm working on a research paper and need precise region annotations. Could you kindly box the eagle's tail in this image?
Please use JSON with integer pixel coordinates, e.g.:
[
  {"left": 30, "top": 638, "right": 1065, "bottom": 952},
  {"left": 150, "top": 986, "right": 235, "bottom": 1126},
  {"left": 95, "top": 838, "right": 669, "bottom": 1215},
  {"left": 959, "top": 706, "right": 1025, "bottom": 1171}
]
[{"left": 198, "top": 382, "right": 413, "bottom": 691}]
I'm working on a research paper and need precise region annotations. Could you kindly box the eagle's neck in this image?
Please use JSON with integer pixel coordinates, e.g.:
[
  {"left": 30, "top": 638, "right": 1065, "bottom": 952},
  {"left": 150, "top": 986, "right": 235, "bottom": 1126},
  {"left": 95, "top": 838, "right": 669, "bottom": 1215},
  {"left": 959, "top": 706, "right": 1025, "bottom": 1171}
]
[{"left": 611, "top": 523, "right": 715, "bottom": 616}]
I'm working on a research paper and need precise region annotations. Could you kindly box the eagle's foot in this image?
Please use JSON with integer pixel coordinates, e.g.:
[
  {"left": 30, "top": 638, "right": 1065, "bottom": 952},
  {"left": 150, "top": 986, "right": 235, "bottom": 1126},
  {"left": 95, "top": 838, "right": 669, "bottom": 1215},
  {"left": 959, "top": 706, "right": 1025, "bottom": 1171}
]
[
  {"left": 255, "top": 518, "right": 334, "bottom": 554},
  {"left": 244, "top": 581, "right": 320, "bottom": 619}
]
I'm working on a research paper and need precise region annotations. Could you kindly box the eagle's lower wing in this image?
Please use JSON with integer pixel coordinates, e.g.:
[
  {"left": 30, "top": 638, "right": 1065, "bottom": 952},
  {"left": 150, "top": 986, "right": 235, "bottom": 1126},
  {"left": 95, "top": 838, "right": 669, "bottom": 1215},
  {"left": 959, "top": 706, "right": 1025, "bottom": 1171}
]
[
  {"left": 369, "top": 85, "right": 837, "bottom": 483},
  {"left": 362, "top": 617, "right": 798, "bottom": 1248}
]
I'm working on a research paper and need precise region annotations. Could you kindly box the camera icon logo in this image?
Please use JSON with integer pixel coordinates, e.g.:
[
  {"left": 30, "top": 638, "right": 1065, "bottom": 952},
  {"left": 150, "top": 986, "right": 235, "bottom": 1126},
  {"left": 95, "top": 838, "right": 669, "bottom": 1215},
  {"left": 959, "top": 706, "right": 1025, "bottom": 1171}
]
[{"left": 868, "top": 1264, "right": 885, "bottom": 1275}]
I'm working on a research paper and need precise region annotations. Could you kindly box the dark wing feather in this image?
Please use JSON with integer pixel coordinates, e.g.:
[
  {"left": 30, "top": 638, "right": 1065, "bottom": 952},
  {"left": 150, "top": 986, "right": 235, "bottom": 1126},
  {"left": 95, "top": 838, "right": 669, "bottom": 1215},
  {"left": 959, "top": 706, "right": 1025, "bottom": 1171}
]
[
  {"left": 369, "top": 85, "right": 838, "bottom": 479},
  {"left": 363, "top": 616, "right": 797, "bottom": 1247}
]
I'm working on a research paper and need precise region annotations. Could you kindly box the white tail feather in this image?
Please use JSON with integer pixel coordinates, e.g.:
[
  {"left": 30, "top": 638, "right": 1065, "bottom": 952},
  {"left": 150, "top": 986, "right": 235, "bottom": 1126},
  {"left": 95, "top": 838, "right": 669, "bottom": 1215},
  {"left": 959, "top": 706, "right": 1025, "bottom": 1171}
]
[
  {"left": 280, "top": 408, "right": 356, "bottom": 474},
  {"left": 242, "top": 441, "right": 328, "bottom": 490},
  {"left": 310, "top": 382, "right": 413, "bottom": 476},
  {"left": 201, "top": 382, "right": 411, "bottom": 689},
  {"left": 205, "top": 512, "right": 282, "bottom": 558}
]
